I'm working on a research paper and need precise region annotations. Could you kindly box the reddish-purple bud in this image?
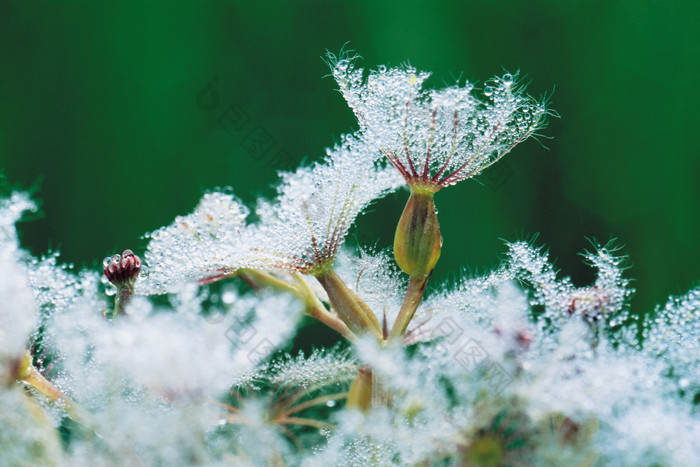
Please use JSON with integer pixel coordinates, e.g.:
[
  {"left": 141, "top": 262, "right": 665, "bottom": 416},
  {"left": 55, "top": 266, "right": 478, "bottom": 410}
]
[{"left": 103, "top": 249, "right": 142, "bottom": 285}]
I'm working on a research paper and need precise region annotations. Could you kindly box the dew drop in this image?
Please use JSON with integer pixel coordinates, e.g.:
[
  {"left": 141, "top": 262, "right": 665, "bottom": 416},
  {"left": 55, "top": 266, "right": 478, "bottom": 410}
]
[
  {"left": 103, "top": 257, "right": 113, "bottom": 267},
  {"left": 139, "top": 265, "right": 150, "bottom": 279},
  {"left": 326, "top": 400, "right": 337, "bottom": 408},
  {"left": 222, "top": 288, "right": 238, "bottom": 305},
  {"left": 105, "top": 287, "right": 116, "bottom": 296},
  {"left": 484, "top": 86, "right": 494, "bottom": 97},
  {"left": 377, "top": 64, "right": 387, "bottom": 74},
  {"left": 502, "top": 73, "right": 514, "bottom": 86}
]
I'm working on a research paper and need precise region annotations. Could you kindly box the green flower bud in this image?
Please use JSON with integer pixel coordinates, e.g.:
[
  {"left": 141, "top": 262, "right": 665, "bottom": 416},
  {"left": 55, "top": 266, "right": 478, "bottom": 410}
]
[{"left": 393, "top": 191, "right": 442, "bottom": 278}]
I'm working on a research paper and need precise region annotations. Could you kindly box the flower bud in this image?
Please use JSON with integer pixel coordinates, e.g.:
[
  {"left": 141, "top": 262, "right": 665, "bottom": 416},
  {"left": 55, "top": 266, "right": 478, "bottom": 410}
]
[
  {"left": 103, "top": 249, "right": 142, "bottom": 286},
  {"left": 103, "top": 249, "right": 142, "bottom": 317},
  {"left": 393, "top": 192, "right": 442, "bottom": 278}
]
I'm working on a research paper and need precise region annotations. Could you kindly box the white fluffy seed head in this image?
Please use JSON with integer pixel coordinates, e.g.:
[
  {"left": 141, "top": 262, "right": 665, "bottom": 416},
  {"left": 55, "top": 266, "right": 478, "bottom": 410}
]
[{"left": 329, "top": 52, "right": 548, "bottom": 188}]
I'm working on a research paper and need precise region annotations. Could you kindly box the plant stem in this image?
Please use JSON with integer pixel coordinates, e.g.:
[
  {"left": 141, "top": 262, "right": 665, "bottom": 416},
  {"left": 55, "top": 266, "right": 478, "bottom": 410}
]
[
  {"left": 308, "top": 305, "right": 357, "bottom": 341},
  {"left": 292, "top": 273, "right": 357, "bottom": 341},
  {"left": 315, "top": 269, "right": 382, "bottom": 338},
  {"left": 388, "top": 273, "right": 431, "bottom": 341},
  {"left": 278, "top": 417, "right": 335, "bottom": 430},
  {"left": 235, "top": 268, "right": 298, "bottom": 295},
  {"left": 283, "top": 392, "right": 348, "bottom": 416},
  {"left": 233, "top": 269, "right": 356, "bottom": 340},
  {"left": 15, "top": 351, "right": 82, "bottom": 422},
  {"left": 112, "top": 282, "right": 134, "bottom": 317},
  {"left": 346, "top": 366, "right": 373, "bottom": 411}
]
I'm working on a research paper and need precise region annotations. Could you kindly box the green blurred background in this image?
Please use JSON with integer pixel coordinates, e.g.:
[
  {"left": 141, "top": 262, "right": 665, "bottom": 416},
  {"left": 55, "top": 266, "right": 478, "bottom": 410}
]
[{"left": 1, "top": 0, "right": 698, "bottom": 316}]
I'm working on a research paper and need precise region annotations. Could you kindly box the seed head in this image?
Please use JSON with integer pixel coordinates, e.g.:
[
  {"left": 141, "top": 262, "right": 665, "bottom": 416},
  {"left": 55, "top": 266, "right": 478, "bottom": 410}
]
[{"left": 329, "top": 52, "right": 549, "bottom": 191}]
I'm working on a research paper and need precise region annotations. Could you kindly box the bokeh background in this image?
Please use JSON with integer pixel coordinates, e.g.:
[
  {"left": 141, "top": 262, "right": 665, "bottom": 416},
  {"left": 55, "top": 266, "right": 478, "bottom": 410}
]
[{"left": 1, "top": 0, "right": 698, "bottom": 316}]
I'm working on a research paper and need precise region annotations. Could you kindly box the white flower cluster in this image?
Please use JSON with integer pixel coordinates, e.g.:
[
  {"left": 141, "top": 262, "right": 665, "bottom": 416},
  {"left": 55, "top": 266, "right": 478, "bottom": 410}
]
[
  {"left": 140, "top": 135, "right": 402, "bottom": 294},
  {"left": 245, "top": 135, "right": 402, "bottom": 274},
  {"left": 0, "top": 193, "right": 38, "bottom": 376},
  {"left": 329, "top": 52, "right": 548, "bottom": 188},
  {"left": 0, "top": 53, "right": 697, "bottom": 466}
]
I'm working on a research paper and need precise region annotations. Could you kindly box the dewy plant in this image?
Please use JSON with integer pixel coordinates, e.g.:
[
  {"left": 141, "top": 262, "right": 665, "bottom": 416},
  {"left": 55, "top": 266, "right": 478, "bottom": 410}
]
[{"left": 1, "top": 52, "right": 698, "bottom": 466}]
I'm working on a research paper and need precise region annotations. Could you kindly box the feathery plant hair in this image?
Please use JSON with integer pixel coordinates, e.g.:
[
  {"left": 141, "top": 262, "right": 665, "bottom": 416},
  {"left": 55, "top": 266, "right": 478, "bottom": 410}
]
[{"left": 0, "top": 51, "right": 698, "bottom": 466}]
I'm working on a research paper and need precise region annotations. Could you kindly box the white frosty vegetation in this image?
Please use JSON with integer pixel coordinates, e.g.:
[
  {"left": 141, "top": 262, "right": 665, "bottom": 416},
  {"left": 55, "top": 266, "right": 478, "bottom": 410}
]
[
  {"left": 329, "top": 51, "right": 548, "bottom": 189},
  {"left": 245, "top": 134, "right": 403, "bottom": 274},
  {"left": 1, "top": 52, "right": 698, "bottom": 466},
  {"left": 0, "top": 193, "right": 38, "bottom": 377},
  {"left": 139, "top": 191, "right": 250, "bottom": 294}
]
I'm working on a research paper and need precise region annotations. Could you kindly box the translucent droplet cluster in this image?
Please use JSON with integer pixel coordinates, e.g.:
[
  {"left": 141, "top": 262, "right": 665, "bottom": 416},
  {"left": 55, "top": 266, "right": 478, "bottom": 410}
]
[
  {"left": 0, "top": 193, "right": 38, "bottom": 366},
  {"left": 246, "top": 135, "right": 403, "bottom": 273},
  {"left": 0, "top": 52, "right": 698, "bottom": 466},
  {"left": 329, "top": 52, "right": 548, "bottom": 188},
  {"left": 266, "top": 345, "right": 357, "bottom": 389},
  {"left": 643, "top": 286, "right": 700, "bottom": 399},
  {"left": 335, "top": 247, "right": 406, "bottom": 331},
  {"left": 506, "top": 240, "right": 634, "bottom": 338},
  {"left": 140, "top": 191, "right": 250, "bottom": 293}
]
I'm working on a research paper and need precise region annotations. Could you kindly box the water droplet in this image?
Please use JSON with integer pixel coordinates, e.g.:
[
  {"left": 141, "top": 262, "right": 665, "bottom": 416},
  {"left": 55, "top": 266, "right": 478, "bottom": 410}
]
[
  {"left": 377, "top": 64, "right": 387, "bottom": 74},
  {"left": 326, "top": 400, "right": 336, "bottom": 407},
  {"left": 105, "top": 287, "right": 116, "bottom": 296},
  {"left": 484, "top": 86, "right": 494, "bottom": 97},
  {"left": 502, "top": 73, "right": 514, "bottom": 86},
  {"left": 222, "top": 288, "right": 237, "bottom": 305},
  {"left": 139, "top": 265, "right": 150, "bottom": 278},
  {"left": 103, "top": 257, "right": 112, "bottom": 267},
  {"left": 679, "top": 378, "right": 689, "bottom": 389}
]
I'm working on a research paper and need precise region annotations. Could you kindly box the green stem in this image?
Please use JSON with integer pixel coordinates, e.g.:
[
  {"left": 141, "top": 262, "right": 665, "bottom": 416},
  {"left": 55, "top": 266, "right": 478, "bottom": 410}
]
[
  {"left": 292, "top": 272, "right": 357, "bottom": 341},
  {"left": 236, "top": 269, "right": 356, "bottom": 340},
  {"left": 309, "top": 304, "right": 357, "bottom": 341},
  {"left": 112, "top": 282, "right": 134, "bottom": 317},
  {"left": 235, "top": 268, "right": 298, "bottom": 294},
  {"left": 388, "top": 273, "right": 431, "bottom": 341},
  {"left": 278, "top": 416, "right": 335, "bottom": 430},
  {"left": 15, "top": 351, "right": 83, "bottom": 422},
  {"left": 283, "top": 392, "right": 348, "bottom": 416}
]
